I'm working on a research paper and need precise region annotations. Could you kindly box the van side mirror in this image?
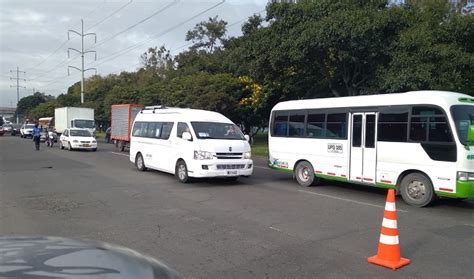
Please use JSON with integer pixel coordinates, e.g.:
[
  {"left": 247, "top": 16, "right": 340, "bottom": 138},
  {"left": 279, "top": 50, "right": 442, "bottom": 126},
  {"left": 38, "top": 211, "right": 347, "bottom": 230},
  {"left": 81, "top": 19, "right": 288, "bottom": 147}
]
[
  {"left": 182, "top": 132, "right": 192, "bottom": 141},
  {"left": 244, "top": 135, "right": 250, "bottom": 142},
  {"left": 468, "top": 125, "right": 474, "bottom": 142}
]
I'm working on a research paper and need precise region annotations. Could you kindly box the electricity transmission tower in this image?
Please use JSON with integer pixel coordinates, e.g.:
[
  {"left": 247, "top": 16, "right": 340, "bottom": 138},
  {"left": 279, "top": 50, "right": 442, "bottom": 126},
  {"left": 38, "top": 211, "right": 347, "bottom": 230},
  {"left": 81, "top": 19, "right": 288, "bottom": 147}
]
[
  {"left": 68, "top": 19, "right": 97, "bottom": 104},
  {"left": 10, "top": 67, "right": 26, "bottom": 124}
]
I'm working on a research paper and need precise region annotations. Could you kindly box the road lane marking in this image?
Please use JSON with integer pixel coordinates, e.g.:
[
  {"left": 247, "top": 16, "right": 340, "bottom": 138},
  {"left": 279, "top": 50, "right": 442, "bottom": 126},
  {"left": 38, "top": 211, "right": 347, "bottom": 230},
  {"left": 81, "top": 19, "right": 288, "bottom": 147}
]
[
  {"left": 254, "top": 165, "right": 271, "bottom": 170},
  {"left": 464, "top": 224, "right": 474, "bottom": 227},
  {"left": 110, "top": 152, "right": 129, "bottom": 157},
  {"left": 269, "top": 226, "right": 282, "bottom": 232},
  {"left": 298, "top": 189, "right": 408, "bottom": 213}
]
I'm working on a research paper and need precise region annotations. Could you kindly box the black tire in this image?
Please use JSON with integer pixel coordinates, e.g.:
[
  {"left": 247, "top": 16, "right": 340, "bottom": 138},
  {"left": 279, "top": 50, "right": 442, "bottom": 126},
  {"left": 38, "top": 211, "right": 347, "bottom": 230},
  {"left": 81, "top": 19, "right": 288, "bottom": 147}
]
[
  {"left": 295, "top": 161, "right": 319, "bottom": 187},
  {"left": 60, "top": 141, "right": 64, "bottom": 150},
  {"left": 119, "top": 141, "right": 125, "bottom": 152},
  {"left": 92, "top": 148, "right": 97, "bottom": 152},
  {"left": 175, "top": 160, "right": 190, "bottom": 183},
  {"left": 400, "top": 172, "right": 436, "bottom": 207},
  {"left": 135, "top": 153, "right": 147, "bottom": 171},
  {"left": 68, "top": 142, "right": 73, "bottom": 151}
]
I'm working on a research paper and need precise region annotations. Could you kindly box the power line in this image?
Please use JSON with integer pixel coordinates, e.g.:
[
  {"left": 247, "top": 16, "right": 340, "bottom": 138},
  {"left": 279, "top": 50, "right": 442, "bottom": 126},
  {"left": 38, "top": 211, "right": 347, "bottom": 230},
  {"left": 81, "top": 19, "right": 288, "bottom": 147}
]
[
  {"left": 92, "top": 0, "right": 179, "bottom": 49},
  {"left": 90, "top": 0, "right": 226, "bottom": 68},
  {"left": 86, "top": 0, "right": 134, "bottom": 31},
  {"left": 83, "top": 0, "right": 107, "bottom": 21}
]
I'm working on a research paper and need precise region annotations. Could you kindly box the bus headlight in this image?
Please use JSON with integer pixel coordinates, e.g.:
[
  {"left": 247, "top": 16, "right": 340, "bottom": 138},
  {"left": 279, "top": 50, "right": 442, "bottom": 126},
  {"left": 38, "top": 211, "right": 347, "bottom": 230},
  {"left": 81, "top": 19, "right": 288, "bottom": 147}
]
[
  {"left": 194, "top": 151, "right": 213, "bottom": 160},
  {"left": 244, "top": 151, "right": 251, "bottom": 159},
  {"left": 457, "top": 171, "right": 474, "bottom": 181}
]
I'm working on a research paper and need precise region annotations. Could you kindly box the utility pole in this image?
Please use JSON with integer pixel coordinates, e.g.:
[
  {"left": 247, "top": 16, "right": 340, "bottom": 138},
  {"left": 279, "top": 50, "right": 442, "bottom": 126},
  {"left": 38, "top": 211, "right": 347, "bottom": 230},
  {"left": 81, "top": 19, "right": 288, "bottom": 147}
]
[
  {"left": 10, "top": 66, "right": 26, "bottom": 124},
  {"left": 68, "top": 19, "right": 97, "bottom": 104}
]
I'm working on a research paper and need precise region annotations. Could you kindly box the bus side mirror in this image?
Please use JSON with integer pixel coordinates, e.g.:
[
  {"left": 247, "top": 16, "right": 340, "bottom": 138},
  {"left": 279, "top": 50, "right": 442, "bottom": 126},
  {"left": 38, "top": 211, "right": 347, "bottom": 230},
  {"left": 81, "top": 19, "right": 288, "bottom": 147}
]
[
  {"left": 182, "top": 132, "right": 192, "bottom": 141},
  {"left": 244, "top": 135, "right": 250, "bottom": 142},
  {"left": 468, "top": 125, "right": 474, "bottom": 142}
]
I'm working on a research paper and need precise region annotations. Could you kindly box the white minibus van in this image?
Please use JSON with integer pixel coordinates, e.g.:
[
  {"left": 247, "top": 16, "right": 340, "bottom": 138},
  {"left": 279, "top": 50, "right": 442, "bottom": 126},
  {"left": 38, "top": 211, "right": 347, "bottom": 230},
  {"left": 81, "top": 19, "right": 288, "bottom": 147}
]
[{"left": 130, "top": 106, "right": 253, "bottom": 182}]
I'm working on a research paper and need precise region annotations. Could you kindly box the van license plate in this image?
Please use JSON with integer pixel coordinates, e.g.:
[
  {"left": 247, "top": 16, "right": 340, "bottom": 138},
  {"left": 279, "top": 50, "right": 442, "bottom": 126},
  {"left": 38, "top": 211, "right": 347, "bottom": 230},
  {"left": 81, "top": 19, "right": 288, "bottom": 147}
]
[{"left": 227, "top": 171, "right": 238, "bottom": 175}]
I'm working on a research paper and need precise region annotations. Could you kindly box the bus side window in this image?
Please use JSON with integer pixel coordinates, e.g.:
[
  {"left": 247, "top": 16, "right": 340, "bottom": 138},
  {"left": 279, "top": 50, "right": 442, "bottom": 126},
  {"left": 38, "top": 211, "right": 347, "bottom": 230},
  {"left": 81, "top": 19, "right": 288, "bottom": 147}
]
[
  {"left": 273, "top": 111, "right": 289, "bottom": 137},
  {"left": 307, "top": 112, "right": 325, "bottom": 138},
  {"left": 288, "top": 111, "right": 305, "bottom": 137}
]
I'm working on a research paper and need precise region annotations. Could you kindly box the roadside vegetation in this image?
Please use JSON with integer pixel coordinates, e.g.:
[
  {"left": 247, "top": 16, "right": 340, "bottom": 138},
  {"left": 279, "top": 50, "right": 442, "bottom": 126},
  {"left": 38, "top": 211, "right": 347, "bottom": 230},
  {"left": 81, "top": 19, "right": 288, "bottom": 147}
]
[{"left": 17, "top": 0, "right": 474, "bottom": 142}]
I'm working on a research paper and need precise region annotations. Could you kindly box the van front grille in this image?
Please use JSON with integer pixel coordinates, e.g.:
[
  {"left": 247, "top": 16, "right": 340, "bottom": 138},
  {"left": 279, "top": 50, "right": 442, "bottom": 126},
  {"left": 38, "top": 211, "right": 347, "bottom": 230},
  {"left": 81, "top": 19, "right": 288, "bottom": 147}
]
[
  {"left": 216, "top": 164, "right": 245, "bottom": 170},
  {"left": 215, "top": 152, "right": 242, "bottom": 159}
]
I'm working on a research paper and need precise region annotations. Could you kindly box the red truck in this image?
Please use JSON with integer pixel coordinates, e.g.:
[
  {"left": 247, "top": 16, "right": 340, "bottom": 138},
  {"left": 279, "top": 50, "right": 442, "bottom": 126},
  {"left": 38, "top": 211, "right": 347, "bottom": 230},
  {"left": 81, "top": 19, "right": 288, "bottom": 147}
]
[{"left": 111, "top": 104, "right": 142, "bottom": 151}]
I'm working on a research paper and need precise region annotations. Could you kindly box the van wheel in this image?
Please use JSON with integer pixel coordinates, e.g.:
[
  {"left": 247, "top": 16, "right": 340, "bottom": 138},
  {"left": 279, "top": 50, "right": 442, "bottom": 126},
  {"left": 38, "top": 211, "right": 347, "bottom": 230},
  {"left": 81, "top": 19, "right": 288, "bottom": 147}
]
[
  {"left": 295, "top": 161, "right": 319, "bottom": 187},
  {"left": 176, "top": 160, "right": 190, "bottom": 183},
  {"left": 400, "top": 173, "right": 436, "bottom": 207},
  {"left": 135, "top": 153, "right": 147, "bottom": 171}
]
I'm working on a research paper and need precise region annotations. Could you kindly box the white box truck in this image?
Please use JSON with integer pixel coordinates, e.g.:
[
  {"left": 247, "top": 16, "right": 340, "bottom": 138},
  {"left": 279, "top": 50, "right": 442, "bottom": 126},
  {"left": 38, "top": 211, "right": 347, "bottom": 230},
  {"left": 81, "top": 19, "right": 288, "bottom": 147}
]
[{"left": 54, "top": 107, "right": 95, "bottom": 136}]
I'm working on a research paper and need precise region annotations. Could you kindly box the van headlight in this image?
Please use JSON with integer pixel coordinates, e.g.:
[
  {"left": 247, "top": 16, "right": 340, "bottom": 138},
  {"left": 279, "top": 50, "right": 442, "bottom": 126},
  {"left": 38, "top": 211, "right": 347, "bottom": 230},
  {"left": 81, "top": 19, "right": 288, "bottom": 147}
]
[
  {"left": 194, "top": 151, "right": 214, "bottom": 160},
  {"left": 244, "top": 151, "right": 251, "bottom": 159},
  {"left": 457, "top": 171, "right": 474, "bottom": 181}
]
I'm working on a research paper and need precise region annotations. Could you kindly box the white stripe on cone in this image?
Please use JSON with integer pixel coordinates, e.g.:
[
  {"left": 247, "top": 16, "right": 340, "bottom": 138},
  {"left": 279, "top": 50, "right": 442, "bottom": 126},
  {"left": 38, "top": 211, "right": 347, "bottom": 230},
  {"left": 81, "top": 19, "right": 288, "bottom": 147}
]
[
  {"left": 385, "top": 202, "right": 396, "bottom": 211},
  {"left": 382, "top": 218, "right": 398, "bottom": 229},
  {"left": 379, "top": 234, "right": 399, "bottom": 245}
]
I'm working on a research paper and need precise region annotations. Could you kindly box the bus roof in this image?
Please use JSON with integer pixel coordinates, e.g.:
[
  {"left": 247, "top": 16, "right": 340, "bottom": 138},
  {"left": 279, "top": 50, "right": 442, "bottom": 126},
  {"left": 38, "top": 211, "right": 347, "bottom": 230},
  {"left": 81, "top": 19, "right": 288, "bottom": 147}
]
[
  {"left": 272, "top": 90, "right": 472, "bottom": 111},
  {"left": 136, "top": 107, "right": 233, "bottom": 123}
]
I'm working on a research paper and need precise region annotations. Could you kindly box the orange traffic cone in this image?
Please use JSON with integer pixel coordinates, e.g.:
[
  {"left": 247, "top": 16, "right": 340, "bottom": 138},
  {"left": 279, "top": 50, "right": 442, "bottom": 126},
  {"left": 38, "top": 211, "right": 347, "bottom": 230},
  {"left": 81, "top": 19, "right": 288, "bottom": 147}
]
[{"left": 368, "top": 189, "right": 410, "bottom": 270}]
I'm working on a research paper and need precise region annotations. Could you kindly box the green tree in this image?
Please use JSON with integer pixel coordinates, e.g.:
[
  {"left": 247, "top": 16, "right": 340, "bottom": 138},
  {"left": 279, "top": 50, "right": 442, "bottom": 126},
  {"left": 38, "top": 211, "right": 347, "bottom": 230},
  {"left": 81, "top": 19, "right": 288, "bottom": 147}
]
[
  {"left": 186, "top": 16, "right": 227, "bottom": 53},
  {"left": 15, "top": 92, "right": 48, "bottom": 120},
  {"left": 29, "top": 101, "right": 57, "bottom": 120}
]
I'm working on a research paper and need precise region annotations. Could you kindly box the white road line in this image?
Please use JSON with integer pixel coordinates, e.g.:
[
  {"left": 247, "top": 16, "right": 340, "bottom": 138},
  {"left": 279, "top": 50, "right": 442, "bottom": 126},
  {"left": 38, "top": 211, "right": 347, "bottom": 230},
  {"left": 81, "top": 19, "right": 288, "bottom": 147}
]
[
  {"left": 464, "top": 224, "right": 474, "bottom": 227},
  {"left": 298, "top": 189, "right": 408, "bottom": 213},
  {"left": 269, "top": 226, "right": 282, "bottom": 232},
  {"left": 110, "top": 152, "right": 129, "bottom": 157}
]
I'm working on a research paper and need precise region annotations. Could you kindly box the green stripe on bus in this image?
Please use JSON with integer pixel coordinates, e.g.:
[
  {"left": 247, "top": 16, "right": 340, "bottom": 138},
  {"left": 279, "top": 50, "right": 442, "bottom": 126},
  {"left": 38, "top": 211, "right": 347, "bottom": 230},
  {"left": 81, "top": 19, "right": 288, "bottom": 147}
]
[
  {"left": 267, "top": 162, "right": 293, "bottom": 174},
  {"left": 314, "top": 173, "right": 348, "bottom": 183},
  {"left": 436, "top": 180, "right": 474, "bottom": 198}
]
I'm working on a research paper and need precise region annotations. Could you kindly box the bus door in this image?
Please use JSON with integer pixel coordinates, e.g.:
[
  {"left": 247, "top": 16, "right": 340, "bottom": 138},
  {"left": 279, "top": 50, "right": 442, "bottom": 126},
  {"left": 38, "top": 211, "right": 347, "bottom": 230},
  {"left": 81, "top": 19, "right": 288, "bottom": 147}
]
[{"left": 350, "top": 112, "right": 377, "bottom": 184}]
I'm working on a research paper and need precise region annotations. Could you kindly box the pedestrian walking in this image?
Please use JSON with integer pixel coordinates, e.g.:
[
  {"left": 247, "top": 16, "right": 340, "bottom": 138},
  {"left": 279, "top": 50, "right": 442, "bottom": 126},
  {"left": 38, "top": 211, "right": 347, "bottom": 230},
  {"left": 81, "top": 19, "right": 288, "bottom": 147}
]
[{"left": 32, "top": 124, "right": 41, "bottom": 151}]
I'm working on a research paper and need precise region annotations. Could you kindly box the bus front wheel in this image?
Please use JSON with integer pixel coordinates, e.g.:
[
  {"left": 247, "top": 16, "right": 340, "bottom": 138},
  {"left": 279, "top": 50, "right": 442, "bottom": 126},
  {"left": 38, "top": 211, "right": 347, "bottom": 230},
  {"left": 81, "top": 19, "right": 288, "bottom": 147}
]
[
  {"left": 400, "top": 173, "right": 436, "bottom": 207},
  {"left": 295, "top": 161, "right": 319, "bottom": 187}
]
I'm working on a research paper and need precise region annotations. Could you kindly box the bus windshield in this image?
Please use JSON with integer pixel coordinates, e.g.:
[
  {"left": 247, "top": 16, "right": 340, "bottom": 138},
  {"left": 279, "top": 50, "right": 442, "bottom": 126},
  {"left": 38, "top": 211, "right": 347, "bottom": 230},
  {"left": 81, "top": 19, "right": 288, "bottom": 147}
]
[
  {"left": 191, "top": 122, "right": 245, "bottom": 140},
  {"left": 451, "top": 105, "right": 474, "bottom": 145},
  {"left": 74, "top": 120, "right": 95, "bottom": 129}
]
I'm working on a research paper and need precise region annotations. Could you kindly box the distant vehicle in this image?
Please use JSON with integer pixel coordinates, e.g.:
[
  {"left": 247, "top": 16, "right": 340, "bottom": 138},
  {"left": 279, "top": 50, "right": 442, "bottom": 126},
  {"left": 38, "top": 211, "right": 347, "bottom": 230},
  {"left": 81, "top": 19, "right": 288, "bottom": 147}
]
[
  {"left": 111, "top": 104, "right": 142, "bottom": 151},
  {"left": 38, "top": 117, "right": 54, "bottom": 129},
  {"left": 59, "top": 128, "right": 97, "bottom": 151},
  {"left": 268, "top": 90, "right": 474, "bottom": 207},
  {"left": 0, "top": 126, "right": 4, "bottom": 136},
  {"left": 20, "top": 123, "right": 35, "bottom": 138},
  {"left": 130, "top": 106, "right": 253, "bottom": 183},
  {"left": 2, "top": 124, "right": 12, "bottom": 133},
  {"left": 54, "top": 107, "right": 95, "bottom": 136},
  {"left": 11, "top": 124, "right": 21, "bottom": 136}
]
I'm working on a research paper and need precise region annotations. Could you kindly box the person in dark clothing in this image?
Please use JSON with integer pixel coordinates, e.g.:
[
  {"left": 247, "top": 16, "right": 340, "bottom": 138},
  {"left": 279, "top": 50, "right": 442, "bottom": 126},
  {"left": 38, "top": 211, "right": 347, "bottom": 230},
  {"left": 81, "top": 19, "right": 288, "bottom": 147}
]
[{"left": 32, "top": 124, "right": 42, "bottom": 151}]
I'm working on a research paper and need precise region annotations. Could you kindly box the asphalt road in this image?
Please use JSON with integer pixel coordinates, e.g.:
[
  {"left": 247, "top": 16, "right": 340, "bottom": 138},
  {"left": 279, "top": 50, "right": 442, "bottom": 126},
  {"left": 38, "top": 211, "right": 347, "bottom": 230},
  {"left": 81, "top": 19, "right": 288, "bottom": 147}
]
[{"left": 1, "top": 135, "right": 473, "bottom": 278}]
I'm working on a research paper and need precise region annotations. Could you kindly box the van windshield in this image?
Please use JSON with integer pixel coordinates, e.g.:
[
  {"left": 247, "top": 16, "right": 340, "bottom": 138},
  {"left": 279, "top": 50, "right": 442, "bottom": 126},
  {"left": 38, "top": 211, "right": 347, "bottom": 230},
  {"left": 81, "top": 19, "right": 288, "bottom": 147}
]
[
  {"left": 191, "top": 122, "right": 245, "bottom": 140},
  {"left": 451, "top": 105, "right": 474, "bottom": 145}
]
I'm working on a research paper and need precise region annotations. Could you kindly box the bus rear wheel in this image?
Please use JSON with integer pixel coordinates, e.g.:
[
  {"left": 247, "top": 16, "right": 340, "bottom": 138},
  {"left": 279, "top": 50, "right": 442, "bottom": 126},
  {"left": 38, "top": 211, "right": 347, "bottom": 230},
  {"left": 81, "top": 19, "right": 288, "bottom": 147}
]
[
  {"left": 400, "top": 173, "right": 436, "bottom": 207},
  {"left": 295, "top": 161, "right": 319, "bottom": 187}
]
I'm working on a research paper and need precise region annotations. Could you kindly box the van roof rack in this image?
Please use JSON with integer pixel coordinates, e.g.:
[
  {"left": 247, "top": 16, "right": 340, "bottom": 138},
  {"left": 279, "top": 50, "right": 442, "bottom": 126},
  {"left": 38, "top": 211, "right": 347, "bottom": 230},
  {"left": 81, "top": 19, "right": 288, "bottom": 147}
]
[{"left": 140, "top": 105, "right": 167, "bottom": 113}]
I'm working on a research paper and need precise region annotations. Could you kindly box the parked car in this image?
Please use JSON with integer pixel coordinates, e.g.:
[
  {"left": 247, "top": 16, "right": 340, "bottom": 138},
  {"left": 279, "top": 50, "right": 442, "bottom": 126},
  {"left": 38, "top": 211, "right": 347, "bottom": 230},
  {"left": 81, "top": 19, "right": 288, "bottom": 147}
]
[
  {"left": 59, "top": 128, "right": 97, "bottom": 151},
  {"left": 11, "top": 124, "right": 21, "bottom": 136},
  {"left": 20, "top": 123, "right": 35, "bottom": 138},
  {"left": 0, "top": 126, "right": 4, "bottom": 136}
]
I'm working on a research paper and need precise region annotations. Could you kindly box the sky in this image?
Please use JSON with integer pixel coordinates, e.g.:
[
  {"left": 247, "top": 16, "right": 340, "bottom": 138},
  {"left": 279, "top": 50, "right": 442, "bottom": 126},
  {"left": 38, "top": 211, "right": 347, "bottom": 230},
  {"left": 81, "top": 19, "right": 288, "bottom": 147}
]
[{"left": 0, "top": 0, "right": 268, "bottom": 108}]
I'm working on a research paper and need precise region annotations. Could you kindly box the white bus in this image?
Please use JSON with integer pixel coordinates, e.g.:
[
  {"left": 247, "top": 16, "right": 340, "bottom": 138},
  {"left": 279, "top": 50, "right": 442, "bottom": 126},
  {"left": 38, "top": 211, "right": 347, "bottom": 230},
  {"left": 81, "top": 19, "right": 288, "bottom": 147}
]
[
  {"left": 268, "top": 91, "right": 474, "bottom": 206},
  {"left": 130, "top": 107, "right": 253, "bottom": 183}
]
